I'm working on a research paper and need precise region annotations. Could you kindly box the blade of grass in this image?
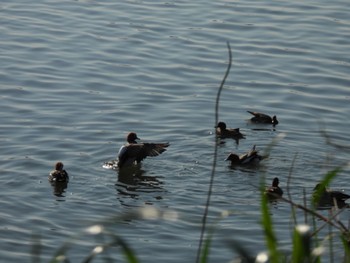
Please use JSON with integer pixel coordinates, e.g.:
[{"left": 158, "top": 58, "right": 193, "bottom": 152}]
[
  {"left": 291, "top": 225, "right": 312, "bottom": 263},
  {"left": 112, "top": 236, "right": 139, "bottom": 263},
  {"left": 328, "top": 210, "right": 334, "bottom": 263},
  {"left": 49, "top": 243, "right": 72, "bottom": 263},
  {"left": 255, "top": 134, "right": 285, "bottom": 263},
  {"left": 341, "top": 230, "right": 350, "bottom": 263},
  {"left": 312, "top": 167, "right": 343, "bottom": 208},
  {"left": 260, "top": 178, "right": 280, "bottom": 263},
  {"left": 81, "top": 236, "right": 139, "bottom": 263},
  {"left": 200, "top": 228, "right": 213, "bottom": 263},
  {"left": 287, "top": 153, "right": 298, "bottom": 226},
  {"left": 226, "top": 240, "right": 256, "bottom": 263}
]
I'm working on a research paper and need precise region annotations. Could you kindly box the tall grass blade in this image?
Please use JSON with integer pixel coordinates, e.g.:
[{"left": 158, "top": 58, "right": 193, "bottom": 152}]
[
  {"left": 49, "top": 243, "right": 72, "bottom": 263},
  {"left": 260, "top": 179, "right": 280, "bottom": 263},
  {"left": 291, "top": 225, "right": 312, "bottom": 263},
  {"left": 258, "top": 134, "right": 287, "bottom": 263},
  {"left": 312, "top": 167, "right": 342, "bottom": 208},
  {"left": 200, "top": 229, "right": 213, "bottom": 263},
  {"left": 116, "top": 236, "right": 139, "bottom": 263},
  {"left": 80, "top": 236, "right": 138, "bottom": 263},
  {"left": 287, "top": 153, "right": 298, "bottom": 226},
  {"left": 341, "top": 233, "right": 350, "bottom": 263},
  {"left": 328, "top": 213, "right": 334, "bottom": 263}
]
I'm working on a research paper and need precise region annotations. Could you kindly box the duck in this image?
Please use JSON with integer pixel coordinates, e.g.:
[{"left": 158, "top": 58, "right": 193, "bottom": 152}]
[
  {"left": 216, "top": 122, "right": 245, "bottom": 141},
  {"left": 247, "top": 111, "right": 278, "bottom": 125},
  {"left": 312, "top": 183, "right": 350, "bottom": 208},
  {"left": 225, "top": 145, "right": 265, "bottom": 166},
  {"left": 117, "top": 132, "right": 170, "bottom": 168},
  {"left": 48, "top": 162, "right": 69, "bottom": 183},
  {"left": 265, "top": 177, "right": 283, "bottom": 198}
]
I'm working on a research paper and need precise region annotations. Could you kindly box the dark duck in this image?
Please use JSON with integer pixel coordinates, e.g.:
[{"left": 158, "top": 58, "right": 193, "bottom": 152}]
[
  {"left": 313, "top": 183, "right": 350, "bottom": 208},
  {"left": 225, "top": 145, "right": 265, "bottom": 166},
  {"left": 216, "top": 122, "right": 245, "bottom": 142},
  {"left": 117, "top": 132, "right": 169, "bottom": 168},
  {"left": 265, "top": 177, "right": 283, "bottom": 198},
  {"left": 247, "top": 111, "right": 278, "bottom": 125},
  {"left": 48, "top": 162, "right": 69, "bottom": 183}
]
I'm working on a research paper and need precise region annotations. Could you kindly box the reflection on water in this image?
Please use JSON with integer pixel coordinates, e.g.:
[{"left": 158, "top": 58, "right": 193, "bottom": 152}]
[
  {"left": 1, "top": 0, "right": 350, "bottom": 261},
  {"left": 115, "top": 165, "right": 165, "bottom": 202},
  {"left": 217, "top": 137, "right": 242, "bottom": 146},
  {"left": 226, "top": 158, "right": 268, "bottom": 175},
  {"left": 49, "top": 181, "right": 68, "bottom": 198},
  {"left": 249, "top": 127, "right": 277, "bottom": 132}
]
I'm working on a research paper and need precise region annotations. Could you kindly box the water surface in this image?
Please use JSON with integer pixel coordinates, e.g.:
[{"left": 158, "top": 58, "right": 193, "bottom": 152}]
[{"left": 1, "top": 0, "right": 350, "bottom": 262}]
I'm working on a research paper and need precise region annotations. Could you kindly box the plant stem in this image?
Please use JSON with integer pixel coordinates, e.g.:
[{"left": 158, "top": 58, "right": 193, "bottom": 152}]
[{"left": 195, "top": 42, "right": 232, "bottom": 263}]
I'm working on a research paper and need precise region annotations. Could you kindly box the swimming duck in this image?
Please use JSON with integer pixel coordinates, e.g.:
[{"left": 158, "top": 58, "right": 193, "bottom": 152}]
[
  {"left": 48, "top": 162, "right": 69, "bottom": 182},
  {"left": 247, "top": 111, "right": 278, "bottom": 125},
  {"left": 117, "top": 132, "right": 170, "bottom": 168},
  {"left": 265, "top": 177, "right": 283, "bottom": 198},
  {"left": 216, "top": 122, "right": 245, "bottom": 141},
  {"left": 225, "top": 145, "right": 264, "bottom": 166},
  {"left": 312, "top": 183, "right": 350, "bottom": 208}
]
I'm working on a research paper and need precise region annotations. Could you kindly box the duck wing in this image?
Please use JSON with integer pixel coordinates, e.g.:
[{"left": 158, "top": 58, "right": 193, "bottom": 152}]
[
  {"left": 226, "top": 128, "right": 245, "bottom": 139},
  {"left": 247, "top": 111, "right": 269, "bottom": 118},
  {"left": 137, "top": 142, "right": 170, "bottom": 161},
  {"left": 48, "top": 170, "right": 69, "bottom": 182},
  {"left": 239, "top": 152, "right": 255, "bottom": 164},
  {"left": 330, "top": 191, "right": 350, "bottom": 201},
  {"left": 118, "top": 142, "right": 169, "bottom": 167},
  {"left": 247, "top": 111, "right": 272, "bottom": 123},
  {"left": 266, "top": 186, "right": 283, "bottom": 197},
  {"left": 239, "top": 145, "right": 263, "bottom": 164}
]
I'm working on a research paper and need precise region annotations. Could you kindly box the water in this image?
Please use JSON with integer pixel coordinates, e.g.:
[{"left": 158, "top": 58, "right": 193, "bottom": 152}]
[{"left": 1, "top": 0, "right": 350, "bottom": 262}]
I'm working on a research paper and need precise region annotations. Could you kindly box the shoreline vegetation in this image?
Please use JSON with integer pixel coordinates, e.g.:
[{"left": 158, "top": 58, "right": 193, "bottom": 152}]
[{"left": 36, "top": 43, "right": 350, "bottom": 263}]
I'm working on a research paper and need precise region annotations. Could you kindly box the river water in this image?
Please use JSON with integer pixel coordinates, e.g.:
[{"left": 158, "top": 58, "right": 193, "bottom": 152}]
[{"left": 1, "top": 0, "right": 350, "bottom": 262}]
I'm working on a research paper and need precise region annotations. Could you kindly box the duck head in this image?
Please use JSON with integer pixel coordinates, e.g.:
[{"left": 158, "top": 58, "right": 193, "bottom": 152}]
[
  {"left": 127, "top": 132, "right": 140, "bottom": 143},
  {"left": 272, "top": 116, "right": 278, "bottom": 125},
  {"left": 272, "top": 177, "right": 279, "bottom": 187},
  {"left": 55, "top": 162, "right": 64, "bottom": 171},
  {"left": 216, "top": 122, "right": 227, "bottom": 130},
  {"left": 225, "top": 153, "right": 240, "bottom": 164}
]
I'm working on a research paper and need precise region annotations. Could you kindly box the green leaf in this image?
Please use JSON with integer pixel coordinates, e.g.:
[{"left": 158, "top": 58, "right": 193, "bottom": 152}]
[
  {"left": 312, "top": 167, "right": 342, "bottom": 208},
  {"left": 260, "top": 178, "right": 280, "bottom": 263}
]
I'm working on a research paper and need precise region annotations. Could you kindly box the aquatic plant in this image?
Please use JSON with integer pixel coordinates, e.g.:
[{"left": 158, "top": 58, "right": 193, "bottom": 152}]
[{"left": 34, "top": 207, "right": 178, "bottom": 263}]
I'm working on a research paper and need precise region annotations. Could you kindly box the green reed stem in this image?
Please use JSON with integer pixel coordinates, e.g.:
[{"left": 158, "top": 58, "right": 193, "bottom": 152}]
[
  {"left": 260, "top": 176, "right": 280, "bottom": 263},
  {"left": 287, "top": 153, "right": 298, "bottom": 226}
]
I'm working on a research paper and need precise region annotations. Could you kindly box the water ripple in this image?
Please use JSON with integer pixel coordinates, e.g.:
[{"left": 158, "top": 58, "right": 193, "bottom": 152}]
[{"left": 1, "top": 0, "right": 350, "bottom": 262}]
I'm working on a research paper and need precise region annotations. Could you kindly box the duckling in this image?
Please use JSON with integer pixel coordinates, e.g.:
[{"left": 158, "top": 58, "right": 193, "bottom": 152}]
[
  {"left": 48, "top": 162, "right": 69, "bottom": 182},
  {"left": 216, "top": 122, "right": 245, "bottom": 141},
  {"left": 247, "top": 111, "right": 278, "bottom": 125},
  {"left": 117, "top": 132, "right": 170, "bottom": 168},
  {"left": 265, "top": 177, "right": 283, "bottom": 198},
  {"left": 225, "top": 145, "right": 265, "bottom": 166},
  {"left": 313, "top": 183, "right": 350, "bottom": 208}
]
